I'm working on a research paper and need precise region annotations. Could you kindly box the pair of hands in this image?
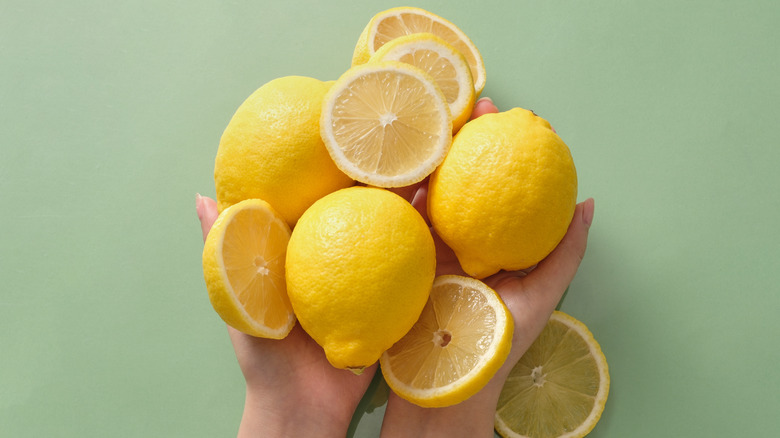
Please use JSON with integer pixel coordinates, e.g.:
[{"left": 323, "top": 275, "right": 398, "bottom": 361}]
[{"left": 196, "top": 98, "right": 594, "bottom": 437}]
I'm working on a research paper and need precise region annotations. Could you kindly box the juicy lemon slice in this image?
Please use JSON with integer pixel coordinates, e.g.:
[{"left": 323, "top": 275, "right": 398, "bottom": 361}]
[
  {"left": 380, "top": 275, "right": 513, "bottom": 408},
  {"left": 352, "top": 6, "right": 486, "bottom": 95},
  {"left": 320, "top": 61, "right": 452, "bottom": 188},
  {"left": 370, "top": 33, "right": 476, "bottom": 133},
  {"left": 202, "top": 198, "right": 295, "bottom": 339},
  {"left": 495, "top": 311, "right": 610, "bottom": 438}
]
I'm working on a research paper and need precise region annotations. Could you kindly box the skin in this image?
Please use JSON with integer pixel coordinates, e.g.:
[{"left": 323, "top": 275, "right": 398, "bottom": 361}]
[{"left": 196, "top": 97, "right": 595, "bottom": 437}]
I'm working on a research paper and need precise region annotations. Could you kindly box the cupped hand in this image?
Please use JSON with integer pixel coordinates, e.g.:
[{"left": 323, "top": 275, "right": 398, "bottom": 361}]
[
  {"left": 196, "top": 196, "right": 376, "bottom": 438},
  {"left": 381, "top": 97, "right": 595, "bottom": 437}
]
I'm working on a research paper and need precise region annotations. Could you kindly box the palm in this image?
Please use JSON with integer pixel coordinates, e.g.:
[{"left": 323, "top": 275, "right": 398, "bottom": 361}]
[{"left": 228, "top": 325, "right": 376, "bottom": 418}]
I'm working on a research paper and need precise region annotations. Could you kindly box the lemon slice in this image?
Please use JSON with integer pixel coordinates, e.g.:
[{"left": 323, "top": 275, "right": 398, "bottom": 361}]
[
  {"left": 380, "top": 275, "right": 513, "bottom": 408},
  {"left": 370, "top": 33, "right": 476, "bottom": 133},
  {"left": 320, "top": 61, "right": 452, "bottom": 187},
  {"left": 352, "top": 6, "right": 486, "bottom": 95},
  {"left": 495, "top": 311, "right": 610, "bottom": 438},
  {"left": 202, "top": 198, "right": 295, "bottom": 339}
]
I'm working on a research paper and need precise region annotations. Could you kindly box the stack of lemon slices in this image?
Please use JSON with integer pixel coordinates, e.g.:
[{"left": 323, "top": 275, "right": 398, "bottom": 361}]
[{"left": 202, "top": 6, "right": 609, "bottom": 438}]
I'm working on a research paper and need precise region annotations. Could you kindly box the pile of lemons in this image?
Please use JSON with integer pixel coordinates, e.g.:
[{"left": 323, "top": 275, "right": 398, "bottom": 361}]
[{"left": 202, "top": 6, "right": 607, "bottom": 438}]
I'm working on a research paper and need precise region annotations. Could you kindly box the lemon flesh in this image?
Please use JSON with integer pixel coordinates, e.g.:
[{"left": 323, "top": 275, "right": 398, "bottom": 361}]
[
  {"left": 285, "top": 187, "right": 436, "bottom": 370},
  {"left": 380, "top": 275, "right": 513, "bottom": 408},
  {"left": 202, "top": 199, "right": 295, "bottom": 339},
  {"left": 495, "top": 311, "right": 610, "bottom": 438},
  {"left": 370, "top": 33, "right": 475, "bottom": 133},
  {"left": 352, "top": 6, "right": 486, "bottom": 95},
  {"left": 320, "top": 62, "right": 452, "bottom": 187}
]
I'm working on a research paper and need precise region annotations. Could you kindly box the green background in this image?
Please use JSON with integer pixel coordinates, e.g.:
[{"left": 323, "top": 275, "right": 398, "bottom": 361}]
[{"left": 2, "top": 0, "right": 779, "bottom": 436}]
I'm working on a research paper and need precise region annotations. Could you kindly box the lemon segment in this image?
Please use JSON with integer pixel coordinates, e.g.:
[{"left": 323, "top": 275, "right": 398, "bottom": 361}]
[
  {"left": 320, "top": 61, "right": 452, "bottom": 187},
  {"left": 380, "top": 275, "right": 513, "bottom": 408},
  {"left": 352, "top": 6, "right": 486, "bottom": 95},
  {"left": 370, "top": 33, "right": 476, "bottom": 133},
  {"left": 495, "top": 311, "right": 610, "bottom": 438},
  {"left": 202, "top": 199, "right": 295, "bottom": 339},
  {"left": 285, "top": 187, "right": 436, "bottom": 370}
]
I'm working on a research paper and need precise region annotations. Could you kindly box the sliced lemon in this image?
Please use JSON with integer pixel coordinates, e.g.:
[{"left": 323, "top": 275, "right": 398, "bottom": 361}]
[
  {"left": 370, "top": 33, "right": 476, "bottom": 133},
  {"left": 352, "top": 6, "right": 486, "bottom": 95},
  {"left": 495, "top": 311, "right": 610, "bottom": 438},
  {"left": 320, "top": 61, "right": 452, "bottom": 188},
  {"left": 380, "top": 275, "right": 513, "bottom": 408},
  {"left": 202, "top": 198, "right": 295, "bottom": 339}
]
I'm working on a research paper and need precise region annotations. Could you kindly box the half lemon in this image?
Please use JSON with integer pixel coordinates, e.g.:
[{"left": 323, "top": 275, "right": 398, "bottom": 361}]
[
  {"left": 495, "top": 311, "right": 610, "bottom": 438},
  {"left": 320, "top": 61, "right": 452, "bottom": 188},
  {"left": 202, "top": 198, "right": 295, "bottom": 339},
  {"left": 380, "top": 275, "right": 513, "bottom": 407}
]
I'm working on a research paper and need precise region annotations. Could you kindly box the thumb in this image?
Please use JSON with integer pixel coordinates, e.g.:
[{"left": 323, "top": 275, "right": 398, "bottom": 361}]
[
  {"left": 520, "top": 198, "right": 595, "bottom": 311},
  {"left": 196, "top": 194, "right": 220, "bottom": 242}
]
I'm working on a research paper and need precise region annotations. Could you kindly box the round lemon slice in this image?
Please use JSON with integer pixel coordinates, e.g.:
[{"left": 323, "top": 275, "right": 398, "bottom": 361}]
[
  {"left": 370, "top": 33, "right": 476, "bottom": 133},
  {"left": 380, "top": 275, "right": 513, "bottom": 408},
  {"left": 495, "top": 311, "right": 610, "bottom": 438},
  {"left": 352, "top": 6, "right": 486, "bottom": 95},
  {"left": 202, "top": 198, "right": 295, "bottom": 339},
  {"left": 320, "top": 61, "right": 452, "bottom": 188}
]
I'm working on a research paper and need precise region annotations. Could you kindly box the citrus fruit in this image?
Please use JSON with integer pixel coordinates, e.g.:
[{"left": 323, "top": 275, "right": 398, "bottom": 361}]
[
  {"left": 380, "top": 275, "right": 513, "bottom": 407},
  {"left": 352, "top": 6, "right": 486, "bottom": 95},
  {"left": 495, "top": 311, "right": 610, "bottom": 438},
  {"left": 285, "top": 186, "right": 436, "bottom": 371},
  {"left": 202, "top": 198, "right": 295, "bottom": 339},
  {"left": 370, "top": 33, "right": 476, "bottom": 133},
  {"left": 320, "top": 61, "right": 452, "bottom": 187},
  {"left": 428, "top": 108, "right": 578, "bottom": 279},
  {"left": 214, "top": 76, "right": 353, "bottom": 226}
]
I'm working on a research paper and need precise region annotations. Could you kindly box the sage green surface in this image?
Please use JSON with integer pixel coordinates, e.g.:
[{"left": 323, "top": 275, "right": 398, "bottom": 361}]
[{"left": 2, "top": 1, "right": 779, "bottom": 436}]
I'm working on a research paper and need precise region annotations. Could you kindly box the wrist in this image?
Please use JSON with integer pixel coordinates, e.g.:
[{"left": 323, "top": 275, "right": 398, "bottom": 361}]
[
  {"left": 237, "top": 386, "right": 352, "bottom": 438},
  {"left": 381, "top": 385, "right": 501, "bottom": 438}
]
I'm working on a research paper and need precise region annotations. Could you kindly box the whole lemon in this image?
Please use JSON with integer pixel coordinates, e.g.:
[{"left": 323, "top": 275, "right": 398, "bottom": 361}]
[
  {"left": 285, "top": 186, "right": 436, "bottom": 371},
  {"left": 214, "top": 76, "right": 354, "bottom": 226},
  {"left": 428, "top": 108, "right": 577, "bottom": 279}
]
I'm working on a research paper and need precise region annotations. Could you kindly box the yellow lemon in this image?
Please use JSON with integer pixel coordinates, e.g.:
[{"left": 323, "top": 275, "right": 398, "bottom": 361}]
[
  {"left": 202, "top": 198, "right": 295, "bottom": 339},
  {"left": 370, "top": 33, "right": 476, "bottom": 133},
  {"left": 352, "top": 6, "right": 486, "bottom": 95},
  {"left": 495, "top": 311, "right": 610, "bottom": 438},
  {"left": 380, "top": 275, "right": 513, "bottom": 407},
  {"left": 428, "top": 108, "right": 577, "bottom": 278},
  {"left": 320, "top": 61, "right": 452, "bottom": 188},
  {"left": 214, "top": 76, "right": 353, "bottom": 226},
  {"left": 285, "top": 186, "right": 436, "bottom": 371}
]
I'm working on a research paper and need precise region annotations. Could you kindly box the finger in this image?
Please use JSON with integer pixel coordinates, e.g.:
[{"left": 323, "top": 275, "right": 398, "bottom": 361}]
[
  {"left": 517, "top": 198, "right": 594, "bottom": 312},
  {"left": 387, "top": 180, "right": 425, "bottom": 203},
  {"left": 409, "top": 180, "right": 430, "bottom": 225},
  {"left": 470, "top": 97, "right": 499, "bottom": 120},
  {"left": 196, "top": 194, "right": 220, "bottom": 242}
]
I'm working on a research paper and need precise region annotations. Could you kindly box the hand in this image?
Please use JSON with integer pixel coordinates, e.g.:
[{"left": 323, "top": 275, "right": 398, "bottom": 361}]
[
  {"left": 380, "top": 97, "right": 595, "bottom": 437},
  {"left": 196, "top": 196, "right": 377, "bottom": 438}
]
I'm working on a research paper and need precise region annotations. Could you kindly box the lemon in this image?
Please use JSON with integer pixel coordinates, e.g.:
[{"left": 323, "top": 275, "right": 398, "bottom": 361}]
[
  {"left": 352, "top": 6, "right": 486, "bottom": 95},
  {"left": 202, "top": 198, "right": 295, "bottom": 339},
  {"left": 495, "top": 311, "right": 610, "bottom": 438},
  {"left": 428, "top": 108, "right": 578, "bottom": 279},
  {"left": 380, "top": 275, "right": 513, "bottom": 407},
  {"left": 285, "top": 186, "right": 436, "bottom": 371},
  {"left": 320, "top": 61, "right": 452, "bottom": 188},
  {"left": 370, "top": 33, "right": 476, "bottom": 133},
  {"left": 214, "top": 76, "right": 353, "bottom": 226}
]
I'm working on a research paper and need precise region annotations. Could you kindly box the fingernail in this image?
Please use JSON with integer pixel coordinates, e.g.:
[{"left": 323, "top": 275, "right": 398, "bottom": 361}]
[
  {"left": 582, "top": 198, "right": 595, "bottom": 228},
  {"left": 477, "top": 96, "right": 493, "bottom": 104},
  {"left": 196, "top": 193, "right": 205, "bottom": 220}
]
